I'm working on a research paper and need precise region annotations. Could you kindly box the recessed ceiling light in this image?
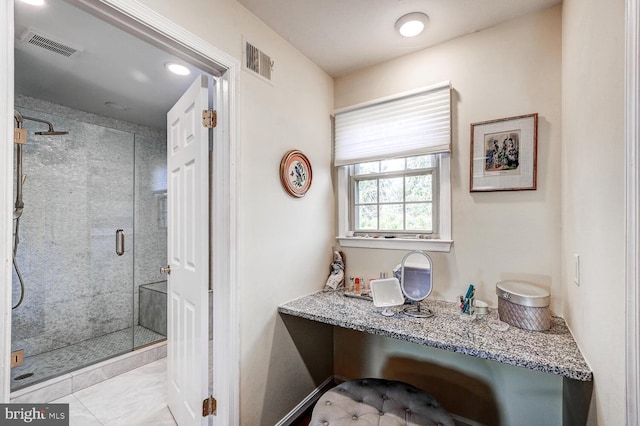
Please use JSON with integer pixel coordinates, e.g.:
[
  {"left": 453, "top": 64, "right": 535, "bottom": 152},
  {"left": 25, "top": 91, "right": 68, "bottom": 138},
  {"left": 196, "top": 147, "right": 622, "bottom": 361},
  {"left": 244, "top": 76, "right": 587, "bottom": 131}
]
[
  {"left": 164, "top": 62, "right": 191, "bottom": 76},
  {"left": 20, "top": 0, "right": 45, "bottom": 5},
  {"left": 395, "top": 12, "right": 429, "bottom": 38},
  {"left": 105, "top": 102, "right": 128, "bottom": 111}
]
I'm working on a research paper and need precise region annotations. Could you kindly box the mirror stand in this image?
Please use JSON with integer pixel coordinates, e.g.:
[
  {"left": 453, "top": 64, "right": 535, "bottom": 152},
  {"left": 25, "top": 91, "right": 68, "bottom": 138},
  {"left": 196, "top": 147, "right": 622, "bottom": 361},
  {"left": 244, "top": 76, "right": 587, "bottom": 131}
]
[
  {"left": 402, "top": 302, "right": 434, "bottom": 318},
  {"left": 400, "top": 250, "right": 434, "bottom": 318}
]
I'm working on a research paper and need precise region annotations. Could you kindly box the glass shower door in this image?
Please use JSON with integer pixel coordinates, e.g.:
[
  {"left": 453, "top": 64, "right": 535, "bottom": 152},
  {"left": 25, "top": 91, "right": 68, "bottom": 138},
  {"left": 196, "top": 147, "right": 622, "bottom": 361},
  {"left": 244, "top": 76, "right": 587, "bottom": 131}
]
[
  {"left": 10, "top": 107, "right": 135, "bottom": 390},
  {"left": 133, "top": 131, "right": 168, "bottom": 348},
  {"left": 85, "top": 119, "right": 136, "bottom": 356}
]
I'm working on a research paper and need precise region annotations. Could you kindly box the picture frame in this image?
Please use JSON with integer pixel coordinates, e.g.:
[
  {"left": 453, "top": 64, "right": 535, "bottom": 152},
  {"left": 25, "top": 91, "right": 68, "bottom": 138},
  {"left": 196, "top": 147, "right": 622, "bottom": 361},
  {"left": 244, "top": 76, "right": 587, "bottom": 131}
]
[
  {"left": 280, "top": 149, "right": 313, "bottom": 197},
  {"left": 470, "top": 113, "right": 538, "bottom": 192}
]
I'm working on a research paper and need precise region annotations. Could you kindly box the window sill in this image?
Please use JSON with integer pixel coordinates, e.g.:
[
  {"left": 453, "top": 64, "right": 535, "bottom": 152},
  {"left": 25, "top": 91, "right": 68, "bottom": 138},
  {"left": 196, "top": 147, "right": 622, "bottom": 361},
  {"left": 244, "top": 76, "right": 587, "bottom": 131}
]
[{"left": 336, "top": 236, "right": 453, "bottom": 252}]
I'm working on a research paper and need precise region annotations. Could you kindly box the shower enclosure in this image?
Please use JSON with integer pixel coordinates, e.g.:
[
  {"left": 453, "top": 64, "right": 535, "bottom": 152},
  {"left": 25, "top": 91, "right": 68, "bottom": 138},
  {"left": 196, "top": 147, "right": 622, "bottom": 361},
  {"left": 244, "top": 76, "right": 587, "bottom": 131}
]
[{"left": 10, "top": 96, "right": 167, "bottom": 391}]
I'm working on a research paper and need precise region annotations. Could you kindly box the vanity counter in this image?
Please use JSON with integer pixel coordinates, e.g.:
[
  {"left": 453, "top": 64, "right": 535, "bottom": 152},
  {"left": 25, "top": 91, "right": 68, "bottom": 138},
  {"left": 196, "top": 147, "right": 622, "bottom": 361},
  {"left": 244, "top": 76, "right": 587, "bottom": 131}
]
[{"left": 278, "top": 290, "right": 592, "bottom": 381}]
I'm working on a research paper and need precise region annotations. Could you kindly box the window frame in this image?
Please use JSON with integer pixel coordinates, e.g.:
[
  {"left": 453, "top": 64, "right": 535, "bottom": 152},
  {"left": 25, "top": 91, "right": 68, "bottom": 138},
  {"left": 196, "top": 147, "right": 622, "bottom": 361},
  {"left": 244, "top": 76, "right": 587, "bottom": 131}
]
[
  {"left": 349, "top": 156, "right": 439, "bottom": 237},
  {"left": 337, "top": 154, "right": 452, "bottom": 252}
]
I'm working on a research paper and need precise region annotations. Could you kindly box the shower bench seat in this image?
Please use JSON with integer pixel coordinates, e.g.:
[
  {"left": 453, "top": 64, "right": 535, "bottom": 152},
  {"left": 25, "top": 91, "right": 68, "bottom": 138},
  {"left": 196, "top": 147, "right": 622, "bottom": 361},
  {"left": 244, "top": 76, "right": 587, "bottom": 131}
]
[
  {"left": 139, "top": 281, "right": 167, "bottom": 336},
  {"left": 139, "top": 281, "right": 213, "bottom": 339}
]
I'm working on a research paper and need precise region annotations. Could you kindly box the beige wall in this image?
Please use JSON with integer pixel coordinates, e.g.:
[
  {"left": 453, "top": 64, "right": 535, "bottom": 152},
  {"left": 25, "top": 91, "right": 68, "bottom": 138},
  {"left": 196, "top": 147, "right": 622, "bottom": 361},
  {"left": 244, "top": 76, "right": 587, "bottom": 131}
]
[
  {"left": 335, "top": 5, "right": 563, "bottom": 314},
  {"left": 135, "top": 0, "right": 336, "bottom": 424},
  {"left": 332, "top": 6, "right": 565, "bottom": 424},
  {"left": 116, "top": 0, "right": 628, "bottom": 424},
  {"left": 561, "top": 0, "right": 626, "bottom": 424}
]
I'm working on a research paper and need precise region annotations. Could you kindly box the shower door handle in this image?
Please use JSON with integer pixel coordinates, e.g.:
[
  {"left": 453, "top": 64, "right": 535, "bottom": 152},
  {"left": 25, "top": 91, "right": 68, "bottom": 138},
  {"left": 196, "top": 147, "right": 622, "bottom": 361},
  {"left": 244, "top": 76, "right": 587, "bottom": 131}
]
[{"left": 115, "top": 229, "right": 125, "bottom": 256}]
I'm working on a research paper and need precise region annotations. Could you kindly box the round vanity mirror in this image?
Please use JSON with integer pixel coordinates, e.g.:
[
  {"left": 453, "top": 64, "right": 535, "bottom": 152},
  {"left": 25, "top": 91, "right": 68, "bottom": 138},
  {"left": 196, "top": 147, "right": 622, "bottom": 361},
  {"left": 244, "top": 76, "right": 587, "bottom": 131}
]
[{"left": 400, "top": 250, "right": 434, "bottom": 318}]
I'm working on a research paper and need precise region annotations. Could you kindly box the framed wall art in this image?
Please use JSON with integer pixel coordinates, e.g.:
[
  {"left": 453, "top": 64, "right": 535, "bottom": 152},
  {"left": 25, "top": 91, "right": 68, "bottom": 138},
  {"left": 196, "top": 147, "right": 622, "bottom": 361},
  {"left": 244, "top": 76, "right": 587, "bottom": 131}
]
[
  {"left": 280, "top": 149, "right": 312, "bottom": 197},
  {"left": 470, "top": 113, "right": 538, "bottom": 192}
]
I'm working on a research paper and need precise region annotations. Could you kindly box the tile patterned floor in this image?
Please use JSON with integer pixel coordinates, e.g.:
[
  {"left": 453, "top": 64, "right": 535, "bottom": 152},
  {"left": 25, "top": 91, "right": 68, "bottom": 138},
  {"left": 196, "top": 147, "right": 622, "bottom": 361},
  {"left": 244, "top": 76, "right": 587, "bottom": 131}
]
[
  {"left": 12, "top": 326, "right": 165, "bottom": 391},
  {"left": 51, "top": 358, "right": 176, "bottom": 426}
]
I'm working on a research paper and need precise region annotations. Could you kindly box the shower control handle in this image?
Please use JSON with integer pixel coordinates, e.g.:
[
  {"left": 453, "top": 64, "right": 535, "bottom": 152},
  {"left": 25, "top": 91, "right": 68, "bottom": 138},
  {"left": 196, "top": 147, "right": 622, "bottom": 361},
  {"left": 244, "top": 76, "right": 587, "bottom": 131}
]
[
  {"left": 115, "top": 229, "right": 125, "bottom": 256},
  {"left": 160, "top": 265, "right": 171, "bottom": 275}
]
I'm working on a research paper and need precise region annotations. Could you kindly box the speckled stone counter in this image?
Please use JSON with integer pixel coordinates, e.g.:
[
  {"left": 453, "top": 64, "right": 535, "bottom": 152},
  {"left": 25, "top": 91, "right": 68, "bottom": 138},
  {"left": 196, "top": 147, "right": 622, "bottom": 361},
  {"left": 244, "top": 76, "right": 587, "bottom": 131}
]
[{"left": 278, "top": 291, "right": 592, "bottom": 381}]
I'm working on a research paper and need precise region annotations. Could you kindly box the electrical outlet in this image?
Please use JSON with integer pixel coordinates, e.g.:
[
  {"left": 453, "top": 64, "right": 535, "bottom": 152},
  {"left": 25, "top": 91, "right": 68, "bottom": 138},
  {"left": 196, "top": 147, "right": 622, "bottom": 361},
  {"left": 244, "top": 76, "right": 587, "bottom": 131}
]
[
  {"left": 574, "top": 254, "right": 581, "bottom": 286},
  {"left": 11, "top": 349, "right": 24, "bottom": 368}
]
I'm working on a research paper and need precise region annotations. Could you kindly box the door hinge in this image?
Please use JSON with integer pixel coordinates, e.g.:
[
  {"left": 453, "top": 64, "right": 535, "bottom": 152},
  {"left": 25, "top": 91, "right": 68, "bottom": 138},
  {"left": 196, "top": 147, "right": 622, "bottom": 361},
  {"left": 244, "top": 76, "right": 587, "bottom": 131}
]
[
  {"left": 202, "top": 109, "right": 217, "bottom": 128},
  {"left": 202, "top": 396, "right": 217, "bottom": 417}
]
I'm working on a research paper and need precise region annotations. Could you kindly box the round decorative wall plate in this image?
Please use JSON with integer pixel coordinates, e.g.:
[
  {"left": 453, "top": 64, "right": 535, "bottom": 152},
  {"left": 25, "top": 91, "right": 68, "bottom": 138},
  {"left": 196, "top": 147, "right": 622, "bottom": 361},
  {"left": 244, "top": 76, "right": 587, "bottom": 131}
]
[{"left": 280, "top": 150, "right": 312, "bottom": 198}]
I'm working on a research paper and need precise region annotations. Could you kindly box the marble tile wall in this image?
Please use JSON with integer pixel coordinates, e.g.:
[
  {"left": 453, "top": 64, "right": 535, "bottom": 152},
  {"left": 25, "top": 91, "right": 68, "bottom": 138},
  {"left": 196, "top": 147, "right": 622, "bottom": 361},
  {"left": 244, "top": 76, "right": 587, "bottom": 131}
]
[{"left": 12, "top": 95, "right": 167, "bottom": 359}]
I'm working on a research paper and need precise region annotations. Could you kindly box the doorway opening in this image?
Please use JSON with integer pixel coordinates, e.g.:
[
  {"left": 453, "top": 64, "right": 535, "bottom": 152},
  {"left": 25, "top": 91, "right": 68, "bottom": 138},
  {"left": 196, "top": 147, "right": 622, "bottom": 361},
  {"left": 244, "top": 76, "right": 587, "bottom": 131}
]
[
  {"left": 2, "top": 0, "right": 238, "bottom": 422},
  {"left": 10, "top": 0, "right": 212, "bottom": 391}
]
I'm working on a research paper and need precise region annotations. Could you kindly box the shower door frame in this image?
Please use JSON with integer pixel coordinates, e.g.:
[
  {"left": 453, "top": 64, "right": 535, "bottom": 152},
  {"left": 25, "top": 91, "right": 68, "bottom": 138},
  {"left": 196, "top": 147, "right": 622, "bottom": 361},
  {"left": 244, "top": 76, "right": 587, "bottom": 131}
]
[{"left": 0, "top": 1, "right": 240, "bottom": 424}]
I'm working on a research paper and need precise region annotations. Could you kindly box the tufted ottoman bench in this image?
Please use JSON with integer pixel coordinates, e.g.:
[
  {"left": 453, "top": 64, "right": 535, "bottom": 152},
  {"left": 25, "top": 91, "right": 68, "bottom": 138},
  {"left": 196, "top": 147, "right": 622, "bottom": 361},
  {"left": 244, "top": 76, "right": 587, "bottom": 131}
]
[{"left": 310, "top": 378, "right": 455, "bottom": 426}]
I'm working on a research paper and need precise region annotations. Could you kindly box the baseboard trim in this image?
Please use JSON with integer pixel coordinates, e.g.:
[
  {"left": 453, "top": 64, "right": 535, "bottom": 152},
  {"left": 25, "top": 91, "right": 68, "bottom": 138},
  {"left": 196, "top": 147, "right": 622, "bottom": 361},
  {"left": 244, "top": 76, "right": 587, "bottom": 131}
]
[{"left": 275, "top": 376, "right": 338, "bottom": 426}]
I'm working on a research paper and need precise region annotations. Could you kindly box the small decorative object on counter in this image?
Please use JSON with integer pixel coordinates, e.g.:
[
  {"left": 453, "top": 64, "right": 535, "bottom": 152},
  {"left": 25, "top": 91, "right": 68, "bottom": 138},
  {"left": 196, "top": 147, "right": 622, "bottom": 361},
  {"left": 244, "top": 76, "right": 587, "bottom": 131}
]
[
  {"left": 344, "top": 275, "right": 373, "bottom": 301},
  {"left": 474, "top": 299, "right": 489, "bottom": 315},
  {"left": 496, "top": 280, "right": 550, "bottom": 331},
  {"left": 324, "top": 251, "right": 345, "bottom": 291},
  {"left": 459, "top": 284, "right": 475, "bottom": 315}
]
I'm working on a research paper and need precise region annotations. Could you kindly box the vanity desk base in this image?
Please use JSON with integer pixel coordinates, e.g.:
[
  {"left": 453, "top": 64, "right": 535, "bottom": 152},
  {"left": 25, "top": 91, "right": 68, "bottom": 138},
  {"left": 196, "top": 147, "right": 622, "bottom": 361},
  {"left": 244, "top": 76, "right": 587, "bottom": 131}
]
[{"left": 278, "top": 290, "right": 593, "bottom": 425}]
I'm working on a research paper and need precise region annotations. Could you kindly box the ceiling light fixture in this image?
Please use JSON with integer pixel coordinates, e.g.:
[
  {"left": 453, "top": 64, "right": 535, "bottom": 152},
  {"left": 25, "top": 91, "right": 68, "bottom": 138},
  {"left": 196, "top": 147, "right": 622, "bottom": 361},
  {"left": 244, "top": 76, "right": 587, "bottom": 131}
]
[
  {"left": 20, "top": 0, "right": 46, "bottom": 6},
  {"left": 395, "top": 12, "right": 429, "bottom": 38},
  {"left": 164, "top": 62, "right": 191, "bottom": 76}
]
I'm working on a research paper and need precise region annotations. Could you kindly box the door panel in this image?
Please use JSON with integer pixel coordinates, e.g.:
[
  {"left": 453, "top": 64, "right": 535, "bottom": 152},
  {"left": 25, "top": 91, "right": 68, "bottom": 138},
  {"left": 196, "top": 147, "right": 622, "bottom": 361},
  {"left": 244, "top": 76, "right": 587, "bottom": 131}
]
[{"left": 166, "top": 74, "right": 210, "bottom": 426}]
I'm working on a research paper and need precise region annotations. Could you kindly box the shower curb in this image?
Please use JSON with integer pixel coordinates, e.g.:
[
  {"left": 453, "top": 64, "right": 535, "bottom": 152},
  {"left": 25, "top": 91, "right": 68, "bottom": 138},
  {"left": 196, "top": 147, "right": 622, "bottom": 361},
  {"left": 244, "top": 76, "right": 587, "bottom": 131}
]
[{"left": 9, "top": 341, "right": 167, "bottom": 403}]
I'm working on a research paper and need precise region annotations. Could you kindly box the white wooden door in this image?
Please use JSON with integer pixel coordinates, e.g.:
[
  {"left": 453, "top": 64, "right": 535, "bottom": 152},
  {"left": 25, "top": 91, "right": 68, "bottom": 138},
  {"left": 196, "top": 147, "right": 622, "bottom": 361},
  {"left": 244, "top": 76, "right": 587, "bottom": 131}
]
[{"left": 166, "top": 74, "right": 210, "bottom": 426}]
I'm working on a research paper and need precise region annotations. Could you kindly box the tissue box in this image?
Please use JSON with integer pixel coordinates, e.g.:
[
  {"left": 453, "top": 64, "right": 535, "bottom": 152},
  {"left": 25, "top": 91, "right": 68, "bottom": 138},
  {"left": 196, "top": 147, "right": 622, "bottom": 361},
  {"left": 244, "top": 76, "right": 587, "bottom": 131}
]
[{"left": 496, "top": 281, "right": 550, "bottom": 331}]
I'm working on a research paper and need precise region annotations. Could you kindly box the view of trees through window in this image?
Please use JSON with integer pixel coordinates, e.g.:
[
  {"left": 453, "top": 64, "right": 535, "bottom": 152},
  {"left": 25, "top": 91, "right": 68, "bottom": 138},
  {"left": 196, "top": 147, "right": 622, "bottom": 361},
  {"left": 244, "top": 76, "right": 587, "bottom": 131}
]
[{"left": 353, "top": 155, "right": 436, "bottom": 233}]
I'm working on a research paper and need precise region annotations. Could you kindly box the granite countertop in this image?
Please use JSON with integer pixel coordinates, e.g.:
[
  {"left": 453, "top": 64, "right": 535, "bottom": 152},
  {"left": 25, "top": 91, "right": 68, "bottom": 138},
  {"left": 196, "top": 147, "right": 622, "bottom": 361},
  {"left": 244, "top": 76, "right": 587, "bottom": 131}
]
[{"left": 278, "top": 290, "right": 593, "bottom": 381}]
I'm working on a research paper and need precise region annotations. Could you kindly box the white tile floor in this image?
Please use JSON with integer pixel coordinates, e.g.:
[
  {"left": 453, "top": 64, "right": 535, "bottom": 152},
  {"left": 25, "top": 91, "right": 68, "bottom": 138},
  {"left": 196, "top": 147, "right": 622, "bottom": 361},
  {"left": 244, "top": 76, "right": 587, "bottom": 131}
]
[{"left": 51, "top": 358, "right": 177, "bottom": 426}]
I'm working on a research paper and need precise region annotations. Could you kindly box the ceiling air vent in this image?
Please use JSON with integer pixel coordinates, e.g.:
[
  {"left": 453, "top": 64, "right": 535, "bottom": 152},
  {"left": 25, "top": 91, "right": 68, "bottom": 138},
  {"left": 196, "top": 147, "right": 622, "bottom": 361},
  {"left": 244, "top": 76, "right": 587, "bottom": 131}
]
[
  {"left": 244, "top": 40, "right": 273, "bottom": 82},
  {"left": 18, "top": 29, "right": 83, "bottom": 58}
]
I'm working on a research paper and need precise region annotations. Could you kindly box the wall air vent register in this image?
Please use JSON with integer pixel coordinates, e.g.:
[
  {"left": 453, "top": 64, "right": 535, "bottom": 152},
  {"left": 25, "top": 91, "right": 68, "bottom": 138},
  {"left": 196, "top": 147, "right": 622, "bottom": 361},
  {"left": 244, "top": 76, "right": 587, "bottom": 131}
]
[{"left": 244, "top": 39, "right": 273, "bottom": 82}]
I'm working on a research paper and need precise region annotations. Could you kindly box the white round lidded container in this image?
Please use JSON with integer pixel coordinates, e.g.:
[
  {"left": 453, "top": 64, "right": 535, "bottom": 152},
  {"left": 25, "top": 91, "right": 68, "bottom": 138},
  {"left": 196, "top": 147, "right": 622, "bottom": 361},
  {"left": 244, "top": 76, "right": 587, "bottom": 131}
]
[{"left": 496, "top": 281, "right": 550, "bottom": 331}]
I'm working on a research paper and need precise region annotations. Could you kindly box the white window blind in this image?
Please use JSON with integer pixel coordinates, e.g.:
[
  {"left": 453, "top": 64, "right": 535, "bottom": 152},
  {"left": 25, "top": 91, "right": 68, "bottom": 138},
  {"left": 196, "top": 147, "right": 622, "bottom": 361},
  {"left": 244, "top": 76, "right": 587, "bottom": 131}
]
[{"left": 334, "top": 81, "right": 451, "bottom": 166}]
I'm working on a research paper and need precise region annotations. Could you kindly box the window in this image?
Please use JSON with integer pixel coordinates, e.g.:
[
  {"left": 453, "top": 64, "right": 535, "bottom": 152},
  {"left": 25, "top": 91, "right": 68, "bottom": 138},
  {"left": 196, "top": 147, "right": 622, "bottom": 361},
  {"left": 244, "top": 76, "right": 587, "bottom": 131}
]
[
  {"left": 334, "top": 82, "right": 453, "bottom": 252},
  {"left": 351, "top": 155, "right": 437, "bottom": 235}
]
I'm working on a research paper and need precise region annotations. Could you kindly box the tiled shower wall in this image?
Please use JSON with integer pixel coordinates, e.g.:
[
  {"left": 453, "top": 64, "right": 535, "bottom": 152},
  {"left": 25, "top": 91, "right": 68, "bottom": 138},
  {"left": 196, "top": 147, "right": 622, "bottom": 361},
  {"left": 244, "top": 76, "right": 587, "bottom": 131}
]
[{"left": 12, "top": 94, "right": 167, "bottom": 357}]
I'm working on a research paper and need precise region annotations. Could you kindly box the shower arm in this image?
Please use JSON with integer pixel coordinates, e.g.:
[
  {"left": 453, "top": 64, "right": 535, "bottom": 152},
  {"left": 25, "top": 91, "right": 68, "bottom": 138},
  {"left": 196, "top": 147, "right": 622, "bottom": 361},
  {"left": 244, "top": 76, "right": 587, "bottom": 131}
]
[
  {"left": 14, "top": 110, "right": 23, "bottom": 127},
  {"left": 21, "top": 115, "right": 55, "bottom": 133},
  {"left": 12, "top": 111, "right": 67, "bottom": 220}
]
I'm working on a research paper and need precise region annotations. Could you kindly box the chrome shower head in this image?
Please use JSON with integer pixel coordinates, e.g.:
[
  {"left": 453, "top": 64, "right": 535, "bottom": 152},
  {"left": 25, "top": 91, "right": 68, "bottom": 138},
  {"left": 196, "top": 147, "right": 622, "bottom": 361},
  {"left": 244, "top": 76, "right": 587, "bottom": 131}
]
[{"left": 21, "top": 115, "right": 68, "bottom": 136}]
